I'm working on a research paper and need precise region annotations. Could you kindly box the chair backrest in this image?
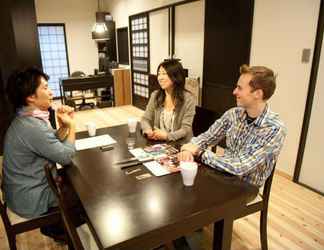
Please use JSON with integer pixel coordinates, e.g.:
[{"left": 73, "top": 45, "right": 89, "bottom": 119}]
[
  {"left": 192, "top": 106, "right": 221, "bottom": 137},
  {"left": 185, "top": 77, "right": 199, "bottom": 106},
  {"left": 44, "top": 164, "right": 84, "bottom": 250},
  {"left": 71, "top": 71, "right": 86, "bottom": 77},
  {"left": 192, "top": 106, "right": 227, "bottom": 149},
  {"left": 260, "top": 163, "right": 276, "bottom": 206},
  {"left": 1, "top": 176, "right": 60, "bottom": 250}
]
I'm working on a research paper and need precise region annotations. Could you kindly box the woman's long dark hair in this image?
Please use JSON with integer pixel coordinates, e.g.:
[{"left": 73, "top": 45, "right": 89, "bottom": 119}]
[{"left": 155, "top": 59, "right": 187, "bottom": 110}]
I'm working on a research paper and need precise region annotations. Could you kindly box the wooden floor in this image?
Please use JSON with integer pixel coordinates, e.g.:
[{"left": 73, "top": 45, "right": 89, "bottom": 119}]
[{"left": 1, "top": 105, "right": 324, "bottom": 250}]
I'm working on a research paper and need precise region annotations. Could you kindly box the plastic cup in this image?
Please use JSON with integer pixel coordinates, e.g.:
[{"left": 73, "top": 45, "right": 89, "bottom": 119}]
[
  {"left": 127, "top": 118, "right": 137, "bottom": 133},
  {"left": 86, "top": 122, "right": 96, "bottom": 137},
  {"left": 179, "top": 161, "right": 198, "bottom": 186}
]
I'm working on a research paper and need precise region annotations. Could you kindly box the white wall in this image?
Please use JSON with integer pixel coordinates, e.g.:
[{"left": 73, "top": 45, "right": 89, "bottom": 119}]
[
  {"left": 106, "top": 0, "right": 204, "bottom": 79},
  {"left": 35, "top": 0, "right": 99, "bottom": 75},
  {"left": 105, "top": 0, "right": 185, "bottom": 28},
  {"left": 175, "top": 1, "right": 204, "bottom": 80},
  {"left": 250, "top": 0, "right": 321, "bottom": 175},
  {"left": 149, "top": 9, "right": 169, "bottom": 74}
]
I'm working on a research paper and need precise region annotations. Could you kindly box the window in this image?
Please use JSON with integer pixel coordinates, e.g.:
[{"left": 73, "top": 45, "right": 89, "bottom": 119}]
[
  {"left": 129, "top": 14, "right": 150, "bottom": 109},
  {"left": 37, "top": 24, "right": 70, "bottom": 98}
]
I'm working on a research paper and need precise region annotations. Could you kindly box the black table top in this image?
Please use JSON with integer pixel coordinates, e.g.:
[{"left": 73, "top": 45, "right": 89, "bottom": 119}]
[{"left": 67, "top": 124, "right": 258, "bottom": 250}]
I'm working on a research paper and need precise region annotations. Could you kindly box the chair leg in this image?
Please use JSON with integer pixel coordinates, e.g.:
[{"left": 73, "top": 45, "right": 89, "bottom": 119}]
[
  {"left": 8, "top": 234, "right": 17, "bottom": 250},
  {"left": 260, "top": 210, "right": 268, "bottom": 250},
  {"left": 66, "top": 235, "right": 75, "bottom": 250}
]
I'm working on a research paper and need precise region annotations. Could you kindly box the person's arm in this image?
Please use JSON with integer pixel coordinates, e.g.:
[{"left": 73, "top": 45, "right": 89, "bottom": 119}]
[
  {"left": 178, "top": 108, "right": 233, "bottom": 161},
  {"left": 56, "top": 109, "right": 76, "bottom": 144},
  {"left": 190, "top": 108, "right": 232, "bottom": 149},
  {"left": 141, "top": 91, "right": 157, "bottom": 135},
  {"left": 56, "top": 105, "right": 76, "bottom": 144},
  {"left": 166, "top": 94, "right": 196, "bottom": 141},
  {"left": 56, "top": 127, "right": 69, "bottom": 141},
  {"left": 201, "top": 126, "right": 287, "bottom": 176},
  {"left": 23, "top": 121, "right": 76, "bottom": 166}
]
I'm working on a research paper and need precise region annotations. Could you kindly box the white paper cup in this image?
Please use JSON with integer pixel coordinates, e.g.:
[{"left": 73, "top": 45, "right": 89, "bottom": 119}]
[
  {"left": 180, "top": 161, "right": 198, "bottom": 186},
  {"left": 86, "top": 122, "right": 96, "bottom": 137},
  {"left": 127, "top": 118, "right": 137, "bottom": 133}
]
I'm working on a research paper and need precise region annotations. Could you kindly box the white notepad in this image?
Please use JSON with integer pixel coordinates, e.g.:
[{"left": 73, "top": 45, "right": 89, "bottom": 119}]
[
  {"left": 143, "top": 161, "right": 170, "bottom": 176},
  {"left": 75, "top": 134, "right": 116, "bottom": 151}
]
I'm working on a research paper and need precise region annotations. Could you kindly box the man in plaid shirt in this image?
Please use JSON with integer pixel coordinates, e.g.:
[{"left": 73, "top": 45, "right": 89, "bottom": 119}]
[{"left": 178, "top": 65, "right": 287, "bottom": 187}]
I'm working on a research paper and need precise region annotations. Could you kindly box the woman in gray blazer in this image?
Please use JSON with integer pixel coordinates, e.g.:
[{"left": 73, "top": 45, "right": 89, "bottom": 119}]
[{"left": 141, "top": 59, "right": 195, "bottom": 142}]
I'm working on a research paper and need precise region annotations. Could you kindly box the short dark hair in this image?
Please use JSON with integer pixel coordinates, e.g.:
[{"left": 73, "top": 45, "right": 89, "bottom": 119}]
[
  {"left": 6, "top": 67, "right": 49, "bottom": 109},
  {"left": 240, "top": 64, "right": 276, "bottom": 100},
  {"left": 155, "top": 59, "right": 186, "bottom": 109}
]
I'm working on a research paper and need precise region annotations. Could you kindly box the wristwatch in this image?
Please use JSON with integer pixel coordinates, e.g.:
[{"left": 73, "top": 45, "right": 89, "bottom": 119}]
[{"left": 195, "top": 148, "right": 205, "bottom": 162}]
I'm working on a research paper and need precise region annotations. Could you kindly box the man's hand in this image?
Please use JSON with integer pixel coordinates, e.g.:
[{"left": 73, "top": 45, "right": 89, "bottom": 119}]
[
  {"left": 178, "top": 150, "right": 194, "bottom": 162},
  {"left": 56, "top": 127, "right": 69, "bottom": 141},
  {"left": 56, "top": 112, "right": 75, "bottom": 128},
  {"left": 181, "top": 143, "right": 199, "bottom": 155},
  {"left": 177, "top": 143, "right": 200, "bottom": 162},
  {"left": 56, "top": 105, "right": 74, "bottom": 128},
  {"left": 57, "top": 105, "right": 74, "bottom": 117}
]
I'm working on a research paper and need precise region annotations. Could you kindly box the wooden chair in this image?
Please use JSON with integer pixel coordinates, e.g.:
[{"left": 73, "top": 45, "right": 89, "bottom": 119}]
[
  {"left": 44, "top": 163, "right": 85, "bottom": 250},
  {"left": 234, "top": 163, "right": 277, "bottom": 250},
  {"left": 45, "top": 164, "right": 99, "bottom": 250},
  {"left": 0, "top": 171, "right": 61, "bottom": 250},
  {"left": 192, "top": 106, "right": 220, "bottom": 137},
  {"left": 192, "top": 106, "right": 226, "bottom": 148}
]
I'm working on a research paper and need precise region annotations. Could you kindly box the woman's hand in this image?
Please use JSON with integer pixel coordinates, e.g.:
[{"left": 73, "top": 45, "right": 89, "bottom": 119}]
[
  {"left": 144, "top": 129, "right": 154, "bottom": 139},
  {"left": 151, "top": 129, "right": 168, "bottom": 140}
]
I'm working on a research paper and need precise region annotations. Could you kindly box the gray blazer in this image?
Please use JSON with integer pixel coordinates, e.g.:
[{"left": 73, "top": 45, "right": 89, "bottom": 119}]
[{"left": 141, "top": 90, "right": 196, "bottom": 142}]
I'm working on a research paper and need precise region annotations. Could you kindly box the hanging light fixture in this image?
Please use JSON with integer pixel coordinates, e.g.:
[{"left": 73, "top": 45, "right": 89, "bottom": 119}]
[{"left": 92, "top": 0, "right": 109, "bottom": 40}]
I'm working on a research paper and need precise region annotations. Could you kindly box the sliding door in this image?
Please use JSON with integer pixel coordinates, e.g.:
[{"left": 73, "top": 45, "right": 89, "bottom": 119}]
[{"left": 299, "top": 32, "right": 324, "bottom": 194}]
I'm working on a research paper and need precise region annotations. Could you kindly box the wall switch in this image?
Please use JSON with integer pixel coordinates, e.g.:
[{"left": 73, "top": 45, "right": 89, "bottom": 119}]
[{"left": 302, "top": 48, "right": 311, "bottom": 63}]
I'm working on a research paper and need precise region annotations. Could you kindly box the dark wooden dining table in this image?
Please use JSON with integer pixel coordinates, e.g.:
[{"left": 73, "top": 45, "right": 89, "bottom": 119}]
[{"left": 67, "top": 124, "right": 258, "bottom": 250}]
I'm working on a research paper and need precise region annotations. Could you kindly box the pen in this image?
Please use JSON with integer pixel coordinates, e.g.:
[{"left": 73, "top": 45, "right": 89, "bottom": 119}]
[
  {"left": 114, "top": 157, "right": 137, "bottom": 164},
  {"left": 125, "top": 168, "right": 142, "bottom": 175},
  {"left": 100, "top": 145, "right": 114, "bottom": 151},
  {"left": 120, "top": 161, "right": 143, "bottom": 169},
  {"left": 119, "top": 158, "right": 154, "bottom": 169}
]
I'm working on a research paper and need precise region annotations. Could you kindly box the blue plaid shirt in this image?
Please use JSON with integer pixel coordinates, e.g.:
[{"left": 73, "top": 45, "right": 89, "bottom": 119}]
[{"left": 191, "top": 106, "right": 287, "bottom": 187}]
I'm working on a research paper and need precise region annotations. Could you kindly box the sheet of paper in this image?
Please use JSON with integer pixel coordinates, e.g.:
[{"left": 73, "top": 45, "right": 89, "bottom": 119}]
[
  {"left": 143, "top": 161, "right": 170, "bottom": 176},
  {"left": 75, "top": 134, "right": 116, "bottom": 151}
]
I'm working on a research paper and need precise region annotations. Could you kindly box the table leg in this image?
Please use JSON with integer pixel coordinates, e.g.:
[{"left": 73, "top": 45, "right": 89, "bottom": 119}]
[{"left": 213, "top": 218, "right": 234, "bottom": 250}]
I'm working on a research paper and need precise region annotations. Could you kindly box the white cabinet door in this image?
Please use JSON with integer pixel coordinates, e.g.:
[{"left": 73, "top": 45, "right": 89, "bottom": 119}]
[{"left": 299, "top": 33, "right": 324, "bottom": 193}]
